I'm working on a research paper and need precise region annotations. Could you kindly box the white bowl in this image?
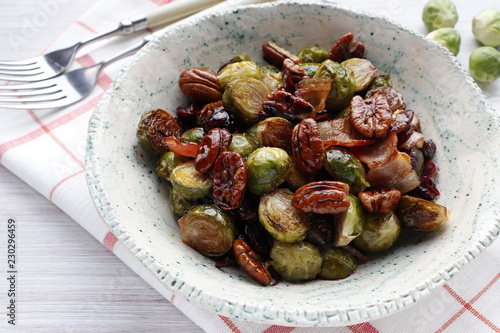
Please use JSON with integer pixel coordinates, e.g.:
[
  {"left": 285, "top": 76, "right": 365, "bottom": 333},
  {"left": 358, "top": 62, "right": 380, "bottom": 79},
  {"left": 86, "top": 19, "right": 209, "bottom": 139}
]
[{"left": 85, "top": 0, "right": 500, "bottom": 326}]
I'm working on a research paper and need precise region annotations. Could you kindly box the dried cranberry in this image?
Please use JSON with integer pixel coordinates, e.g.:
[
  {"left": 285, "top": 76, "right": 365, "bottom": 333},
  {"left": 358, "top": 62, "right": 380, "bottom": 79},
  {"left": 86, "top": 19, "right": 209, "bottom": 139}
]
[
  {"left": 422, "top": 140, "right": 437, "bottom": 160},
  {"left": 176, "top": 103, "right": 199, "bottom": 128},
  {"left": 422, "top": 160, "right": 439, "bottom": 179},
  {"left": 411, "top": 176, "right": 440, "bottom": 200}
]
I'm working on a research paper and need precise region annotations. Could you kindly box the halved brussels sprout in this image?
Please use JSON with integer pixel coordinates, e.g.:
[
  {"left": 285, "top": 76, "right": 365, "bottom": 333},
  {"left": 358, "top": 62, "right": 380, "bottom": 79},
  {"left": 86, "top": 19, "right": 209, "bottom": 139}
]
[
  {"left": 255, "top": 117, "right": 294, "bottom": 153},
  {"left": 261, "top": 65, "right": 283, "bottom": 92},
  {"left": 319, "top": 248, "right": 357, "bottom": 280},
  {"left": 259, "top": 188, "right": 310, "bottom": 243},
  {"left": 245, "top": 147, "right": 291, "bottom": 195},
  {"left": 181, "top": 127, "right": 205, "bottom": 144},
  {"left": 178, "top": 204, "right": 235, "bottom": 257},
  {"left": 397, "top": 195, "right": 450, "bottom": 231},
  {"left": 323, "top": 146, "right": 370, "bottom": 193},
  {"left": 228, "top": 133, "right": 258, "bottom": 158},
  {"left": 270, "top": 241, "right": 322, "bottom": 281},
  {"left": 222, "top": 77, "right": 270, "bottom": 125},
  {"left": 170, "top": 161, "right": 212, "bottom": 199},
  {"left": 341, "top": 58, "right": 378, "bottom": 92},
  {"left": 285, "top": 160, "right": 313, "bottom": 191},
  {"left": 366, "top": 74, "right": 392, "bottom": 90},
  {"left": 298, "top": 46, "right": 328, "bottom": 63},
  {"left": 217, "top": 60, "right": 261, "bottom": 89},
  {"left": 313, "top": 59, "right": 356, "bottom": 112},
  {"left": 352, "top": 211, "right": 401, "bottom": 252},
  {"left": 333, "top": 194, "right": 365, "bottom": 246},
  {"left": 169, "top": 189, "right": 195, "bottom": 216},
  {"left": 156, "top": 151, "right": 188, "bottom": 181},
  {"left": 299, "top": 63, "right": 321, "bottom": 77}
]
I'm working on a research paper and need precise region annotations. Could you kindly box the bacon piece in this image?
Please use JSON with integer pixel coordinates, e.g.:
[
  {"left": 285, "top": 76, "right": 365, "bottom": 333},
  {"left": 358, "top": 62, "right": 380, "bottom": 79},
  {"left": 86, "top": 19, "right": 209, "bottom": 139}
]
[
  {"left": 317, "top": 117, "right": 376, "bottom": 148},
  {"left": 294, "top": 77, "right": 332, "bottom": 116},
  {"left": 349, "top": 132, "right": 398, "bottom": 169}
]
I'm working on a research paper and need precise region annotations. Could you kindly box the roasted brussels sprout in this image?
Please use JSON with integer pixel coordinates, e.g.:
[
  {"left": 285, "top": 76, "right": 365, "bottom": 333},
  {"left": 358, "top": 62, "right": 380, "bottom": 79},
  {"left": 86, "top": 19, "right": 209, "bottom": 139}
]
[
  {"left": 366, "top": 74, "right": 392, "bottom": 90},
  {"left": 298, "top": 46, "right": 328, "bottom": 63},
  {"left": 180, "top": 127, "right": 205, "bottom": 144},
  {"left": 333, "top": 194, "right": 365, "bottom": 247},
  {"left": 222, "top": 77, "right": 270, "bottom": 125},
  {"left": 352, "top": 211, "right": 401, "bottom": 252},
  {"left": 245, "top": 147, "right": 291, "bottom": 195},
  {"left": 260, "top": 65, "right": 283, "bottom": 92},
  {"left": 285, "top": 160, "right": 313, "bottom": 191},
  {"left": 314, "top": 59, "right": 356, "bottom": 112},
  {"left": 319, "top": 248, "right": 357, "bottom": 280},
  {"left": 228, "top": 133, "right": 257, "bottom": 158},
  {"left": 217, "top": 60, "right": 261, "bottom": 89},
  {"left": 472, "top": 8, "right": 500, "bottom": 47},
  {"left": 169, "top": 189, "right": 195, "bottom": 216},
  {"left": 469, "top": 46, "right": 500, "bottom": 82},
  {"left": 426, "top": 27, "right": 461, "bottom": 55},
  {"left": 323, "top": 146, "right": 370, "bottom": 193},
  {"left": 170, "top": 161, "right": 212, "bottom": 200},
  {"left": 178, "top": 204, "right": 235, "bottom": 257},
  {"left": 422, "top": 0, "right": 458, "bottom": 31},
  {"left": 231, "top": 54, "right": 251, "bottom": 62},
  {"left": 255, "top": 117, "right": 294, "bottom": 153},
  {"left": 136, "top": 109, "right": 182, "bottom": 155},
  {"left": 341, "top": 58, "right": 378, "bottom": 92},
  {"left": 397, "top": 195, "right": 450, "bottom": 231},
  {"left": 259, "top": 188, "right": 310, "bottom": 243},
  {"left": 299, "top": 63, "right": 321, "bottom": 77},
  {"left": 270, "top": 241, "right": 322, "bottom": 281},
  {"left": 156, "top": 151, "right": 188, "bottom": 181}
]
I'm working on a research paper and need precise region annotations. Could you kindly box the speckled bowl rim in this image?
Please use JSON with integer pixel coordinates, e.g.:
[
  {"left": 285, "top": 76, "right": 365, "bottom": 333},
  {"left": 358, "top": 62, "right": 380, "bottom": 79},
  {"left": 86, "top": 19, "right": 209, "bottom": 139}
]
[{"left": 85, "top": 0, "right": 500, "bottom": 327}]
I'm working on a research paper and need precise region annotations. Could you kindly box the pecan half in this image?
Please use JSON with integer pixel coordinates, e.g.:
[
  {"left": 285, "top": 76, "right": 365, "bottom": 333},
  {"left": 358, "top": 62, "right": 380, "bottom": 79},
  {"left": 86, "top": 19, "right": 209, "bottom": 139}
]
[
  {"left": 358, "top": 189, "right": 401, "bottom": 213},
  {"left": 260, "top": 90, "right": 314, "bottom": 120},
  {"left": 262, "top": 41, "right": 300, "bottom": 67},
  {"left": 179, "top": 67, "right": 221, "bottom": 102},
  {"left": 365, "top": 86, "right": 406, "bottom": 113},
  {"left": 194, "top": 128, "right": 232, "bottom": 174},
  {"left": 293, "top": 181, "right": 350, "bottom": 214},
  {"left": 350, "top": 94, "right": 392, "bottom": 138},
  {"left": 391, "top": 109, "right": 414, "bottom": 134},
  {"left": 282, "top": 58, "right": 309, "bottom": 92},
  {"left": 327, "top": 33, "right": 365, "bottom": 62},
  {"left": 233, "top": 239, "right": 272, "bottom": 286},
  {"left": 292, "top": 118, "right": 324, "bottom": 177},
  {"left": 212, "top": 151, "right": 248, "bottom": 210}
]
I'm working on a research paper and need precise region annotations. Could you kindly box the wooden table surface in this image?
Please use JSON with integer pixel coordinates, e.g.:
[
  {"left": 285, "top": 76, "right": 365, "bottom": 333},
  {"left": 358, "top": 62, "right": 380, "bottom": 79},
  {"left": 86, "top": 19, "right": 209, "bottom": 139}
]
[{"left": 0, "top": 0, "right": 498, "bottom": 332}]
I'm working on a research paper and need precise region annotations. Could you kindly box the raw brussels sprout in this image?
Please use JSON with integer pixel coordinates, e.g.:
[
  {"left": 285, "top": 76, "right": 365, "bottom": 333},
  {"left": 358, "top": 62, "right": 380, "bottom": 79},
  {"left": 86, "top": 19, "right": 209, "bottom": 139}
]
[
  {"left": 245, "top": 147, "right": 291, "bottom": 195},
  {"left": 180, "top": 127, "right": 205, "bottom": 144},
  {"left": 156, "top": 151, "right": 188, "bottom": 181},
  {"left": 469, "top": 46, "right": 500, "bottom": 82},
  {"left": 472, "top": 8, "right": 500, "bottom": 47},
  {"left": 222, "top": 77, "right": 269, "bottom": 125},
  {"left": 422, "top": 0, "right": 458, "bottom": 31},
  {"left": 170, "top": 161, "right": 212, "bottom": 199},
  {"left": 397, "top": 195, "right": 450, "bottom": 231},
  {"left": 169, "top": 189, "right": 195, "bottom": 216},
  {"left": 319, "top": 248, "right": 357, "bottom": 280},
  {"left": 323, "top": 146, "right": 370, "bottom": 193},
  {"left": 270, "top": 241, "right": 322, "bottom": 281},
  {"left": 217, "top": 60, "right": 261, "bottom": 88},
  {"left": 333, "top": 194, "right": 365, "bottom": 246},
  {"left": 300, "top": 63, "right": 322, "bottom": 77},
  {"left": 178, "top": 204, "right": 235, "bottom": 257},
  {"left": 426, "top": 27, "right": 461, "bottom": 55},
  {"left": 352, "top": 211, "right": 401, "bottom": 252},
  {"left": 228, "top": 133, "right": 257, "bottom": 158},
  {"left": 314, "top": 59, "right": 356, "bottom": 112},
  {"left": 298, "top": 46, "right": 328, "bottom": 63},
  {"left": 366, "top": 74, "right": 392, "bottom": 90},
  {"left": 341, "top": 58, "right": 378, "bottom": 92},
  {"left": 259, "top": 188, "right": 310, "bottom": 243}
]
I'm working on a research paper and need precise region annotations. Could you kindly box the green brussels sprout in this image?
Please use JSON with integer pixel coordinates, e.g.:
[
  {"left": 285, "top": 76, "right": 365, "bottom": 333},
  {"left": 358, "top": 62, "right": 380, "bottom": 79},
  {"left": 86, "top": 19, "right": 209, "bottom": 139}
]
[
  {"left": 318, "top": 248, "right": 357, "bottom": 280},
  {"left": 313, "top": 59, "right": 356, "bottom": 112},
  {"left": 231, "top": 54, "right": 251, "bottom": 62},
  {"left": 323, "top": 146, "right": 370, "bottom": 193},
  {"left": 245, "top": 147, "right": 291, "bottom": 195},
  {"left": 156, "top": 151, "right": 188, "bottom": 181},
  {"left": 472, "top": 8, "right": 500, "bottom": 47},
  {"left": 228, "top": 133, "right": 257, "bottom": 158},
  {"left": 270, "top": 241, "right": 322, "bottom": 281},
  {"left": 178, "top": 204, "right": 235, "bottom": 257},
  {"left": 180, "top": 127, "right": 205, "bottom": 144},
  {"left": 285, "top": 160, "right": 313, "bottom": 191},
  {"left": 397, "top": 195, "right": 450, "bottom": 232},
  {"left": 259, "top": 188, "right": 310, "bottom": 243},
  {"left": 366, "top": 74, "right": 392, "bottom": 90},
  {"left": 352, "top": 211, "right": 401, "bottom": 252},
  {"left": 299, "top": 63, "right": 321, "bottom": 77},
  {"left": 341, "top": 58, "right": 378, "bottom": 92},
  {"left": 136, "top": 109, "right": 182, "bottom": 155},
  {"left": 261, "top": 71, "right": 283, "bottom": 93},
  {"left": 298, "top": 46, "right": 328, "bottom": 63},
  {"left": 169, "top": 189, "right": 195, "bottom": 216},
  {"left": 426, "top": 27, "right": 461, "bottom": 55},
  {"left": 170, "top": 161, "right": 212, "bottom": 199},
  {"left": 217, "top": 61, "right": 261, "bottom": 89},
  {"left": 333, "top": 194, "right": 365, "bottom": 246},
  {"left": 469, "top": 46, "right": 500, "bottom": 82},
  {"left": 422, "top": 0, "right": 458, "bottom": 31},
  {"left": 222, "top": 77, "right": 269, "bottom": 125}
]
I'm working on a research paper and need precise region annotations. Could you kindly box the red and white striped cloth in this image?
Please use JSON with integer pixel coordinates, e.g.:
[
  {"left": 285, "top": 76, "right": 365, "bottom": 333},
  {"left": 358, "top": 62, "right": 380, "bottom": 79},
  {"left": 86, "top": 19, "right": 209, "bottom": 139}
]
[{"left": 0, "top": 0, "right": 499, "bottom": 332}]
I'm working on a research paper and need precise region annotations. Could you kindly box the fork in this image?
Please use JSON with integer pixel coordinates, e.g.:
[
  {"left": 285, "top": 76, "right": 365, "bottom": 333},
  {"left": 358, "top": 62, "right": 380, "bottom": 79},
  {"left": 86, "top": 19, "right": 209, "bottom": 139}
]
[
  {"left": 0, "top": 0, "right": 223, "bottom": 82},
  {"left": 0, "top": 35, "right": 154, "bottom": 110}
]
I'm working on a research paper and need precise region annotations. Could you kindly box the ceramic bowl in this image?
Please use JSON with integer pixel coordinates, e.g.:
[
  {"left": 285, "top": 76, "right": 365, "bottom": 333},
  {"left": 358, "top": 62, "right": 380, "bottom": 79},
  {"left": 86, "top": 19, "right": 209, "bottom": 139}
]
[{"left": 85, "top": 0, "right": 500, "bottom": 326}]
